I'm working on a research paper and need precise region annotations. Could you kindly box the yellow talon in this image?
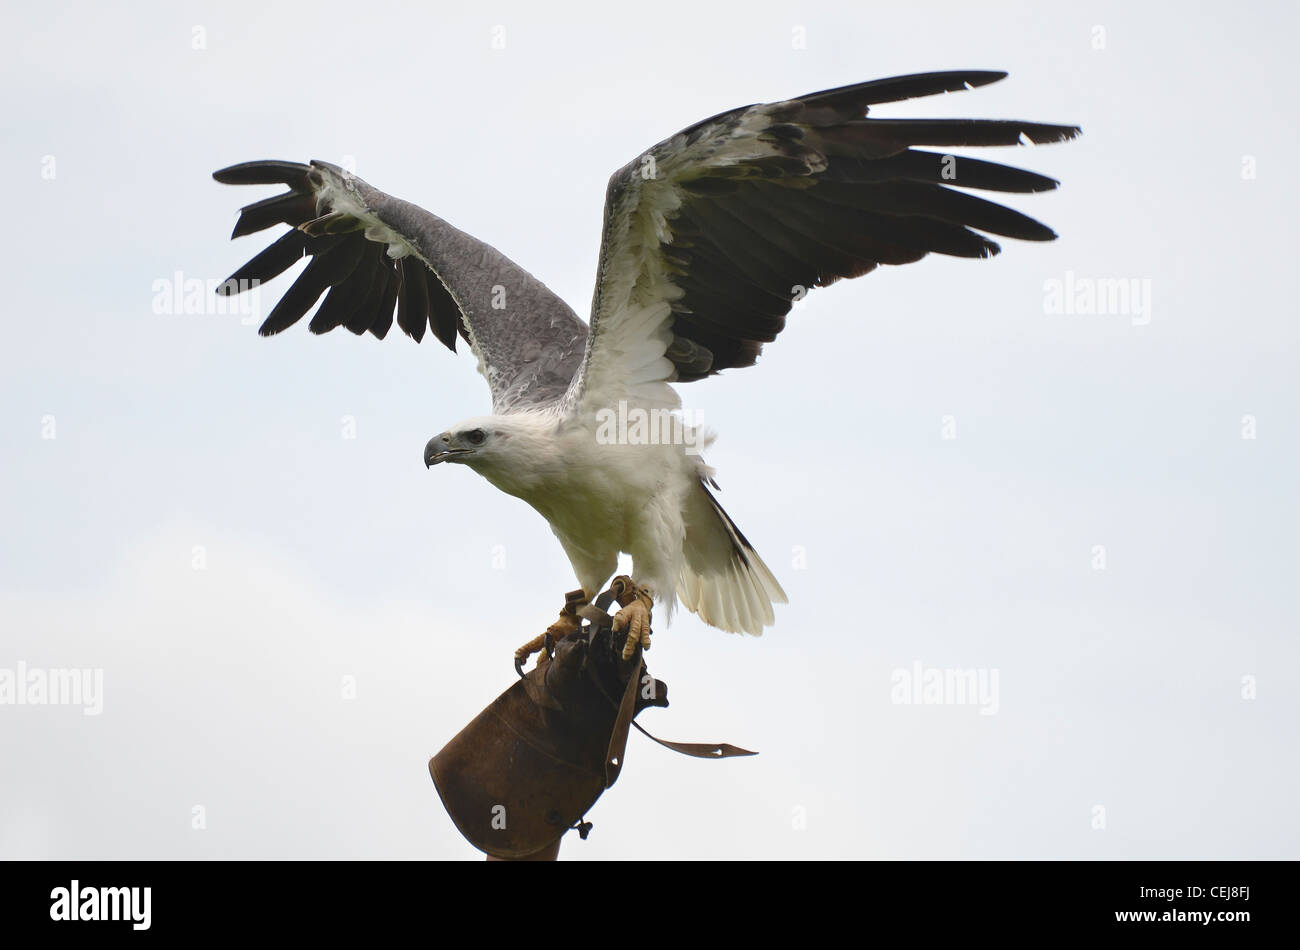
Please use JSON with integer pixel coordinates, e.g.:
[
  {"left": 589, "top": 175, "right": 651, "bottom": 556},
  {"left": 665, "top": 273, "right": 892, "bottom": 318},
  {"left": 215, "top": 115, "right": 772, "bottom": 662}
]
[
  {"left": 514, "top": 588, "right": 588, "bottom": 664},
  {"left": 610, "top": 575, "right": 654, "bottom": 660}
]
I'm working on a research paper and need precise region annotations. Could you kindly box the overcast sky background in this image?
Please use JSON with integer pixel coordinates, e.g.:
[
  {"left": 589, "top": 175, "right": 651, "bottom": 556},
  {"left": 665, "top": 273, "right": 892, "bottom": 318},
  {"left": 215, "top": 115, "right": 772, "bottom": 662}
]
[{"left": 2, "top": 1, "right": 1296, "bottom": 859}]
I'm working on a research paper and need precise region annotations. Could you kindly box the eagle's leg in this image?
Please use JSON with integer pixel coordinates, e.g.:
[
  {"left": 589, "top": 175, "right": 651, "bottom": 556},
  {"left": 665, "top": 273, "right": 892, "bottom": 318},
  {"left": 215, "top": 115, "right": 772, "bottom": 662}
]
[
  {"left": 514, "top": 588, "right": 589, "bottom": 663},
  {"left": 611, "top": 575, "right": 654, "bottom": 661}
]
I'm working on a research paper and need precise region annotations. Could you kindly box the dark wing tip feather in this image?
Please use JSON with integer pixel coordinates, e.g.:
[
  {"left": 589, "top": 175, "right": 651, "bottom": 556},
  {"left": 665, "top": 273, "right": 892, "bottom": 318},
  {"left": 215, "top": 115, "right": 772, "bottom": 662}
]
[
  {"left": 369, "top": 263, "right": 400, "bottom": 340},
  {"left": 230, "top": 191, "right": 318, "bottom": 239},
  {"left": 798, "top": 70, "right": 1009, "bottom": 113},
  {"left": 215, "top": 229, "right": 309, "bottom": 293},
  {"left": 425, "top": 270, "right": 461, "bottom": 352},
  {"left": 395, "top": 258, "right": 429, "bottom": 343},
  {"left": 213, "top": 160, "right": 313, "bottom": 189},
  {"left": 847, "top": 118, "right": 1082, "bottom": 150},
  {"left": 1020, "top": 123, "right": 1082, "bottom": 145}
]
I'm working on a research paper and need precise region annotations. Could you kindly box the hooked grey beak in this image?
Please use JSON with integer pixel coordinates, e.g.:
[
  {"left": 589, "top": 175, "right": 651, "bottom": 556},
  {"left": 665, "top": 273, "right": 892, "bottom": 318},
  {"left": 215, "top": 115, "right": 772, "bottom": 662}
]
[{"left": 424, "top": 435, "right": 471, "bottom": 467}]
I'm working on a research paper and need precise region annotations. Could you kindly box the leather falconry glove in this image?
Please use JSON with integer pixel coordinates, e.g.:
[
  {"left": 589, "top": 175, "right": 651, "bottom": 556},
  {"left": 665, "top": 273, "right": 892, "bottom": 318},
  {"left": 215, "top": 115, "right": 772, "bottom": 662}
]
[{"left": 429, "top": 584, "right": 753, "bottom": 859}]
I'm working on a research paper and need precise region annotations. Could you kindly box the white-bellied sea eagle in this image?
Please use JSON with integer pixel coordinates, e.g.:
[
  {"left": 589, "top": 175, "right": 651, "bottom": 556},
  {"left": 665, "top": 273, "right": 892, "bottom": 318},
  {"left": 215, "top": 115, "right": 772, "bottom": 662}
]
[{"left": 213, "top": 70, "right": 1079, "bottom": 660}]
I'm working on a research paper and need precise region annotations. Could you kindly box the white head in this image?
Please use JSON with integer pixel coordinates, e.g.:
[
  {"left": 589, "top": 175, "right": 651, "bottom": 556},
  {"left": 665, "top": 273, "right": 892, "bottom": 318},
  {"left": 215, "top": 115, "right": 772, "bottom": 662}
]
[{"left": 423, "top": 412, "right": 562, "bottom": 495}]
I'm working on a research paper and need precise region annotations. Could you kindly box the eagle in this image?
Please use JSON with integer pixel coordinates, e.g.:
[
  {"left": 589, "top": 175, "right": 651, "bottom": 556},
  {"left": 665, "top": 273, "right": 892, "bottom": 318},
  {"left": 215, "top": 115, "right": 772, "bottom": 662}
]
[{"left": 213, "top": 70, "right": 1078, "bottom": 661}]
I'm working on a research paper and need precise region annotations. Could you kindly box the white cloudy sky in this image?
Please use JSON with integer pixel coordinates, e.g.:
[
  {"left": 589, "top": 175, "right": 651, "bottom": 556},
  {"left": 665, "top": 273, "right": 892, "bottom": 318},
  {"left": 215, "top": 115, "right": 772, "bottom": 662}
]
[{"left": 2, "top": 0, "right": 1297, "bottom": 859}]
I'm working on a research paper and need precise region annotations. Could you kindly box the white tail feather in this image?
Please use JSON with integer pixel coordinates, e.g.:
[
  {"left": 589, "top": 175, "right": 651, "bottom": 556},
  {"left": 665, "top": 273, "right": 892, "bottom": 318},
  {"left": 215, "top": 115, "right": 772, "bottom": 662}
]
[{"left": 675, "top": 483, "right": 787, "bottom": 635}]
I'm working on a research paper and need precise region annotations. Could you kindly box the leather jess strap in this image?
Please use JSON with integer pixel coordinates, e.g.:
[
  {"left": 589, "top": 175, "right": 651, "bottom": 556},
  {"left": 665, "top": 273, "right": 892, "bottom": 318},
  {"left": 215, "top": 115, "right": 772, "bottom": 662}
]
[
  {"left": 514, "top": 587, "right": 756, "bottom": 762},
  {"left": 582, "top": 589, "right": 757, "bottom": 764}
]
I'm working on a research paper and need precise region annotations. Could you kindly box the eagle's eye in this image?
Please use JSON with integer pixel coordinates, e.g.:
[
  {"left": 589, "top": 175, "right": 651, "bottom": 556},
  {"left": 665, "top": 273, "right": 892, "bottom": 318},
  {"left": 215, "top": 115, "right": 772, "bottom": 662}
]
[{"left": 466, "top": 428, "right": 487, "bottom": 445}]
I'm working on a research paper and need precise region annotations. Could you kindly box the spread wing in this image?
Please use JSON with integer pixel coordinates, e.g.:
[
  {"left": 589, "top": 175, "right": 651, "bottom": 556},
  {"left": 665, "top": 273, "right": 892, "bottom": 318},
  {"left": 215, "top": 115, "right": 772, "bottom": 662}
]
[
  {"left": 564, "top": 70, "right": 1080, "bottom": 415},
  {"left": 213, "top": 160, "right": 588, "bottom": 413}
]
